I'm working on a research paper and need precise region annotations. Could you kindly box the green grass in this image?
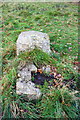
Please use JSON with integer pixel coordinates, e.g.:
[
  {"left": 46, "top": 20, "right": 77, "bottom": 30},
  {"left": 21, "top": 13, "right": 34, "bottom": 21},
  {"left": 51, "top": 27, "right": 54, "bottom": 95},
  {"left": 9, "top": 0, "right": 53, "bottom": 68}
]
[
  {"left": 37, "top": 84, "right": 79, "bottom": 118},
  {"left": 2, "top": 3, "right": 78, "bottom": 75},
  {"left": 18, "top": 48, "right": 58, "bottom": 68},
  {"left": 1, "top": 2, "right": 79, "bottom": 119}
]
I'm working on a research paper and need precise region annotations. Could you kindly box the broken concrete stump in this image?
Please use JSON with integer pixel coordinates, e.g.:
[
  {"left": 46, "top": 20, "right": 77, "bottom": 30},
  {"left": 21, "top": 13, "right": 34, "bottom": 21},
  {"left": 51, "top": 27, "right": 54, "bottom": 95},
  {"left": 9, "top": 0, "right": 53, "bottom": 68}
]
[{"left": 16, "top": 31, "right": 51, "bottom": 100}]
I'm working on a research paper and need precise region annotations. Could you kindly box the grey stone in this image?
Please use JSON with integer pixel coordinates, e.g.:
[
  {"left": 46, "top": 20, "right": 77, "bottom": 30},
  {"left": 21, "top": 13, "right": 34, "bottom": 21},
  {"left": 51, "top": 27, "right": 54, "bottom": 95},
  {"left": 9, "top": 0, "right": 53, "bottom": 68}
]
[
  {"left": 16, "top": 80, "right": 41, "bottom": 100},
  {"left": 16, "top": 63, "right": 42, "bottom": 100},
  {"left": 16, "top": 31, "right": 51, "bottom": 55},
  {"left": 18, "top": 63, "right": 37, "bottom": 82},
  {"left": 16, "top": 31, "right": 52, "bottom": 100}
]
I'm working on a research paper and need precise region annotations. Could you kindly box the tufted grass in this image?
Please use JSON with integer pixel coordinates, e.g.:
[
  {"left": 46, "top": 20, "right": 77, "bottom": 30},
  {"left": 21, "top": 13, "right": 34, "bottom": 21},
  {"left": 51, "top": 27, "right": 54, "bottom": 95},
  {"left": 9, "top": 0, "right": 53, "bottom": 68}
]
[{"left": 18, "top": 48, "right": 58, "bottom": 68}]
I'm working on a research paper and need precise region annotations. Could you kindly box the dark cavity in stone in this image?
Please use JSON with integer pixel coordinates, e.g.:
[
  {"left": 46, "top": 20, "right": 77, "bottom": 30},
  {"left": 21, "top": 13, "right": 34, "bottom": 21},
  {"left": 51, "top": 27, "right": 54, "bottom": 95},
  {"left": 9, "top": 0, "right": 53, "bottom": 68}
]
[{"left": 31, "top": 72, "right": 56, "bottom": 85}]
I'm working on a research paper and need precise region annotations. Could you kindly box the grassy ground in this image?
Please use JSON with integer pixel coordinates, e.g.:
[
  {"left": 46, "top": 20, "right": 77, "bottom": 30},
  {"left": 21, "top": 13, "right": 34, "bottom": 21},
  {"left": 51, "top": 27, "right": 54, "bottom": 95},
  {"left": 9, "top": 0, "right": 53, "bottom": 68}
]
[{"left": 1, "top": 2, "right": 80, "bottom": 119}]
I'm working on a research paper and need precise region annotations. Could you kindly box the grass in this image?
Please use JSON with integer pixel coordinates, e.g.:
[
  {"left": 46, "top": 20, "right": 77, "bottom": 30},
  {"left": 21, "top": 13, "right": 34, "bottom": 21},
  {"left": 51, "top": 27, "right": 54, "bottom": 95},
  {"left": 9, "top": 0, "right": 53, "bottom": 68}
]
[
  {"left": 1, "top": 2, "right": 80, "bottom": 119},
  {"left": 18, "top": 48, "right": 58, "bottom": 68},
  {"left": 37, "top": 84, "right": 79, "bottom": 118}
]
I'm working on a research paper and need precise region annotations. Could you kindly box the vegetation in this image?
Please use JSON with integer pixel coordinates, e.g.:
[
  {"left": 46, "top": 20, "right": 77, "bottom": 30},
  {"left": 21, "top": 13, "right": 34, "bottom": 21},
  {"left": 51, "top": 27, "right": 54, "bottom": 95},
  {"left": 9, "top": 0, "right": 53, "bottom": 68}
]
[
  {"left": 38, "top": 83, "right": 79, "bottom": 119},
  {"left": 18, "top": 48, "right": 57, "bottom": 68},
  {"left": 1, "top": 2, "right": 80, "bottom": 119}
]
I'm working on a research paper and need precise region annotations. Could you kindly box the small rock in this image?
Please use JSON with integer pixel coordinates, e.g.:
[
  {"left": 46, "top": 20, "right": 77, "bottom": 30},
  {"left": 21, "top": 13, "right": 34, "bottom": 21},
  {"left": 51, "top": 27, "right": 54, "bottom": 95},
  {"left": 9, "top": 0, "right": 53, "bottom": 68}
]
[{"left": 42, "top": 65, "right": 51, "bottom": 73}]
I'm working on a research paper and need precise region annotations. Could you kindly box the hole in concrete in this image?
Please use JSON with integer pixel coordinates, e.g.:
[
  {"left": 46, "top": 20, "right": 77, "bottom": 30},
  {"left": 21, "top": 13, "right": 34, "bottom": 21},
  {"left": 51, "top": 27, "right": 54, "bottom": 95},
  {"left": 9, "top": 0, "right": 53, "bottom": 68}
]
[{"left": 31, "top": 71, "right": 56, "bottom": 86}]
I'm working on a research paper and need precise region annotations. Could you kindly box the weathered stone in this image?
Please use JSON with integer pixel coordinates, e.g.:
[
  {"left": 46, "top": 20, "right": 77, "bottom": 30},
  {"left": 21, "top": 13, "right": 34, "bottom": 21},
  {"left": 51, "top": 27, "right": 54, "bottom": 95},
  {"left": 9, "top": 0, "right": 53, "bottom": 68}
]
[
  {"left": 18, "top": 63, "right": 37, "bottom": 82},
  {"left": 16, "top": 31, "right": 52, "bottom": 100},
  {"left": 16, "top": 80, "right": 41, "bottom": 100},
  {"left": 16, "top": 31, "right": 51, "bottom": 55}
]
